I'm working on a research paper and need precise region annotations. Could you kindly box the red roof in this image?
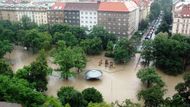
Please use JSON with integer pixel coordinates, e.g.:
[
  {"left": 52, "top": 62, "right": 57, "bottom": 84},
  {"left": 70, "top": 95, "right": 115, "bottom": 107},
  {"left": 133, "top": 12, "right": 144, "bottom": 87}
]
[
  {"left": 133, "top": 0, "right": 141, "bottom": 6},
  {"left": 51, "top": 2, "right": 65, "bottom": 10},
  {"left": 98, "top": 2, "right": 128, "bottom": 12},
  {"left": 181, "top": 4, "right": 190, "bottom": 18}
]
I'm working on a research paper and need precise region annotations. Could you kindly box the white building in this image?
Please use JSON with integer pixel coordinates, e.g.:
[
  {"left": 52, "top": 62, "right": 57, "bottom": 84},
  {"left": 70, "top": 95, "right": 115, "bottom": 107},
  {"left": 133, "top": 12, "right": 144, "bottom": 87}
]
[
  {"left": 16, "top": 4, "right": 48, "bottom": 25},
  {"left": 79, "top": 3, "right": 98, "bottom": 30},
  {"left": 172, "top": 3, "right": 190, "bottom": 35}
]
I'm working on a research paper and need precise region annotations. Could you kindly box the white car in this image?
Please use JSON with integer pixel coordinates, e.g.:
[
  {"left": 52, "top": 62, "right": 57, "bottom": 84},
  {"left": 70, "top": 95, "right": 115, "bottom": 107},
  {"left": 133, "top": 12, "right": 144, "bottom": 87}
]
[{"left": 85, "top": 69, "right": 103, "bottom": 80}]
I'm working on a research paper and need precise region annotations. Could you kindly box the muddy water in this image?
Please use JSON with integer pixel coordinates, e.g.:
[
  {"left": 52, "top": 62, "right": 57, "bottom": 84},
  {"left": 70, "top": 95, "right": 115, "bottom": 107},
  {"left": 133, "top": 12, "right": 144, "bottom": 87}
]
[
  {"left": 4, "top": 46, "right": 38, "bottom": 72},
  {"left": 6, "top": 46, "right": 184, "bottom": 103},
  {"left": 47, "top": 54, "right": 143, "bottom": 103}
]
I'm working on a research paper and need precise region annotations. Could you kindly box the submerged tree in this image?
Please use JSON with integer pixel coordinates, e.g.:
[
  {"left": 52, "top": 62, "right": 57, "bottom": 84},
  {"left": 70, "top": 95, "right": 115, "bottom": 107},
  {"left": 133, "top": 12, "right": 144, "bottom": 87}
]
[
  {"left": 114, "top": 38, "right": 135, "bottom": 64},
  {"left": 54, "top": 41, "right": 86, "bottom": 80},
  {"left": 137, "top": 67, "right": 164, "bottom": 88},
  {"left": 57, "top": 87, "right": 86, "bottom": 107},
  {"left": 16, "top": 49, "right": 52, "bottom": 92},
  {"left": 0, "top": 59, "right": 13, "bottom": 76},
  {"left": 0, "top": 40, "right": 13, "bottom": 58}
]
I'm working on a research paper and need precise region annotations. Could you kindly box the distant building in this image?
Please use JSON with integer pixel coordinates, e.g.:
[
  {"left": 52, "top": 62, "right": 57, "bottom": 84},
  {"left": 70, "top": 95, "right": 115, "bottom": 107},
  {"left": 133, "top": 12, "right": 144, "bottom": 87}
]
[
  {"left": 133, "top": 0, "right": 151, "bottom": 22},
  {"left": 98, "top": 1, "right": 139, "bottom": 36},
  {"left": 79, "top": 3, "right": 98, "bottom": 30},
  {"left": 48, "top": 2, "right": 65, "bottom": 24},
  {"left": 172, "top": 3, "right": 190, "bottom": 35},
  {"left": 15, "top": 4, "right": 48, "bottom": 25},
  {"left": 0, "top": 5, "right": 17, "bottom": 21},
  {"left": 64, "top": 3, "right": 80, "bottom": 26}
]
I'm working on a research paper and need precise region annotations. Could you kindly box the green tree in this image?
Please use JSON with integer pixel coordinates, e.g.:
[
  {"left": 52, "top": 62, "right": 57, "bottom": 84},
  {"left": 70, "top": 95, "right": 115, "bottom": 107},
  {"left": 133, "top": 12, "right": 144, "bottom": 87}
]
[
  {"left": 149, "top": 1, "right": 161, "bottom": 21},
  {"left": 171, "top": 73, "right": 190, "bottom": 106},
  {"left": 0, "top": 40, "right": 13, "bottom": 58},
  {"left": 0, "top": 75, "right": 46, "bottom": 107},
  {"left": 89, "top": 26, "right": 116, "bottom": 50},
  {"left": 16, "top": 50, "right": 52, "bottom": 92},
  {"left": 82, "top": 87, "right": 103, "bottom": 103},
  {"left": 52, "top": 32, "right": 65, "bottom": 44},
  {"left": 88, "top": 102, "right": 111, "bottom": 107},
  {"left": 139, "top": 19, "right": 149, "bottom": 31},
  {"left": 113, "top": 99, "right": 140, "bottom": 107},
  {"left": 53, "top": 46, "right": 75, "bottom": 80},
  {"left": 62, "top": 32, "right": 78, "bottom": 47},
  {"left": 0, "top": 59, "right": 13, "bottom": 76},
  {"left": 57, "top": 87, "right": 86, "bottom": 107},
  {"left": 114, "top": 38, "right": 135, "bottom": 64},
  {"left": 141, "top": 40, "right": 154, "bottom": 66},
  {"left": 137, "top": 67, "right": 164, "bottom": 88},
  {"left": 50, "top": 24, "right": 70, "bottom": 35},
  {"left": 73, "top": 47, "right": 86, "bottom": 73},
  {"left": 43, "top": 96, "right": 63, "bottom": 107},
  {"left": 138, "top": 86, "right": 165, "bottom": 107},
  {"left": 69, "top": 26, "right": 87, "bottom": 40},
  {"left": 23, "top": 29, "right": 52, "bottom": 52},
  {"left": 80, "top": 37, "right": 102, "bottom": 55},
  {"left": 21, "top": 15, "right": 37, "bottom": 30},
  {"left": 153, "top": 34, "right": 188, "bottom": 75},
  {"left": 15, "top": 30, "right": 26, "bottom": 45},
  {"left": 0, "top": 29, "right": 15, "bottom": 42}
]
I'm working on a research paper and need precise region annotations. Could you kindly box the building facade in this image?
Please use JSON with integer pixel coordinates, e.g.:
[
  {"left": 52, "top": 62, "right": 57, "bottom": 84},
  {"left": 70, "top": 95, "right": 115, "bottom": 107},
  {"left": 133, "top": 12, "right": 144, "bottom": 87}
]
[
  {"left": 98, "top": 1, "right": 139, "bottom": 36},
  {"left": 0, "top": 5, "right": 17, "bottom": 22},
  {"left": 79, "top": 3, "right": 98, "bottom": 30},
  {"left": 64, "top": 3, "right": 80, "bottom": 26},
  {"left": 16, "top": 4, "right": 48, "bottom": 25},
  {"left": 172, "top": 4, "right": 190, "bottom": 35},
  {"left": 47, "top": 2, "right": 65, "bottom": 24}
]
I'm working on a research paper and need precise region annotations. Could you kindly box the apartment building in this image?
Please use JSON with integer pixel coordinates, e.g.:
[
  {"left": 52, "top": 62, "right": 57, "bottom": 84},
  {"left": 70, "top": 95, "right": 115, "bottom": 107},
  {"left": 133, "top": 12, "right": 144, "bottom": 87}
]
[
  {"left": 172, "top": 3, "right": 190, "bottom": 35},
  {"left": 16, "top": 4, "right": 48, "bottom": 25},
  {"left": 133, "top": 0, "right": 150, "bottom": 22},
  {"left": 0, "top": 5, "right": 17, "bottom": 21},
  {"left": 79, "top": 3, "right": 98, "bottom": 30},
  {"left": 47, "top": 2, "right": 65, "bottom": 24},
  {"left": 64, "top": 3, "right": 80, "bottom": 26},
  {"left": 98, "top": 1, "right": 139, "bottom": 36}
]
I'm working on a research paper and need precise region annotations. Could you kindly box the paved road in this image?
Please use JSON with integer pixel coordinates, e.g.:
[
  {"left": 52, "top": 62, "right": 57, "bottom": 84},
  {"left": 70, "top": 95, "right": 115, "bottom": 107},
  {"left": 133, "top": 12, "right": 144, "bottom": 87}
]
[{"left": 136, "top": 13, "right": 163, "bottom": 66}]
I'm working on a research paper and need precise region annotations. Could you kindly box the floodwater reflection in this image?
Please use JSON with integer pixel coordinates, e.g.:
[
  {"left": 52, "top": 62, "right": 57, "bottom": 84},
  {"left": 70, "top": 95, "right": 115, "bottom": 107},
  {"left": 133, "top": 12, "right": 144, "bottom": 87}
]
[{"left": 6, "top": 46, "right": 184, "bottom": 103}]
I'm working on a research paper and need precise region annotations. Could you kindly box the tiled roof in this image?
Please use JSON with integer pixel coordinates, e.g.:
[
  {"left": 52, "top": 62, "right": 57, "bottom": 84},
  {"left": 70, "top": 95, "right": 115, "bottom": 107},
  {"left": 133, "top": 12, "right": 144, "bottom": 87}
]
[
  {"left": 98, "top": 2, "right": 129, "bottom": 12},
  {"left": 124, "top": 1, "right": 138, "bottom": 11},
  {"left": 51, "top": 2, "right": 65, "bottom": 10},
  {"left": 133, "top": 0, "right": 141, "bottom": 6},
  {"left": 64, "top": 3, "right": 98, "bottom": 11},
  {"left": 0, "top": 102, "right": 22, "bottom": 107},
  {"left": 181, "top": 4, "right": 190, "bottom": 18}
]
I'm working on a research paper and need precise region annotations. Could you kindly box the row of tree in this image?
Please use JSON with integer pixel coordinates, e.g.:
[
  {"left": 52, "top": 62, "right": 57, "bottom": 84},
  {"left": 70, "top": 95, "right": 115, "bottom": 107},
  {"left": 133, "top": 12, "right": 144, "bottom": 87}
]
[
  {"left": 137, "top": 67, "right": 190, "bottom": 107},
  {"left": 141, "top": 33, "right": 190, "bottom": 75}
]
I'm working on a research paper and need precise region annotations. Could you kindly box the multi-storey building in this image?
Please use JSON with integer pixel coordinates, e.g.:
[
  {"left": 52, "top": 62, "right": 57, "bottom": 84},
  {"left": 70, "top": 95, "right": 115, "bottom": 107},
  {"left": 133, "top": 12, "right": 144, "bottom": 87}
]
[
  {"left": 47, "top": 2, "right": 65, "bottom": 24},
  {"left": 133, "top": 0, "right": 150, "bottom": 22},
  {"left": 0, "top": 4, "right": 17, "bottom": 22},
  {"left": 64, "top": 3, "right": 80, "bottom": 26},
  {"left": 16, "top": 4, "right": 48, "bottom": 25},
  {"left": 79, "top": 3, "right": 98, "bottom": 30},
  {"left": 172, "top": 3, "right": 190, "bottom": 35},
  {"left": 98, "top": 1, "right": 139, "bottom": 36}
]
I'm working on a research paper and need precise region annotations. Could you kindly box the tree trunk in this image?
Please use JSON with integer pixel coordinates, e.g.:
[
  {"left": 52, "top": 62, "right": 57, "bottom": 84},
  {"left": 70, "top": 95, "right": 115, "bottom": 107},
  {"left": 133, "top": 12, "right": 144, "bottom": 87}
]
[
  {"left": 77, "top": 68, "right": 80, "bottom": 73},
  {"left": 147, "top": 80, "right": 151, "bottom": 88}
]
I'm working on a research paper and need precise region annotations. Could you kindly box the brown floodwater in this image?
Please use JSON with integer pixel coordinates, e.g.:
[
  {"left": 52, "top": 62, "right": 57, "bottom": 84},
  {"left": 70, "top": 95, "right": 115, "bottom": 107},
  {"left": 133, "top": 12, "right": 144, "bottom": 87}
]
[{"left": 6, "top": 46, "right": 185, "bottom": 103}]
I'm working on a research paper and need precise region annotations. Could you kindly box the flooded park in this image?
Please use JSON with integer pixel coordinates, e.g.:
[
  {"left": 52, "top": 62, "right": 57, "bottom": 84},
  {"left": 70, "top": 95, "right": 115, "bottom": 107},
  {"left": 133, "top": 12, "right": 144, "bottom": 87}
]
[{"left": 5, "top": 46, "right": 184, "bottom": 103}]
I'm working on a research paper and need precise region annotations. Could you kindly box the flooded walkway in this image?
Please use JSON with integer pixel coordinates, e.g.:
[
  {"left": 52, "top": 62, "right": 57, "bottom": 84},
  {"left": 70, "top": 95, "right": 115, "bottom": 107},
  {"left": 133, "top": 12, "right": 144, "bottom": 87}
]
[{"left": 6, "top": 46, "right": 184, "bottom": 103}]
